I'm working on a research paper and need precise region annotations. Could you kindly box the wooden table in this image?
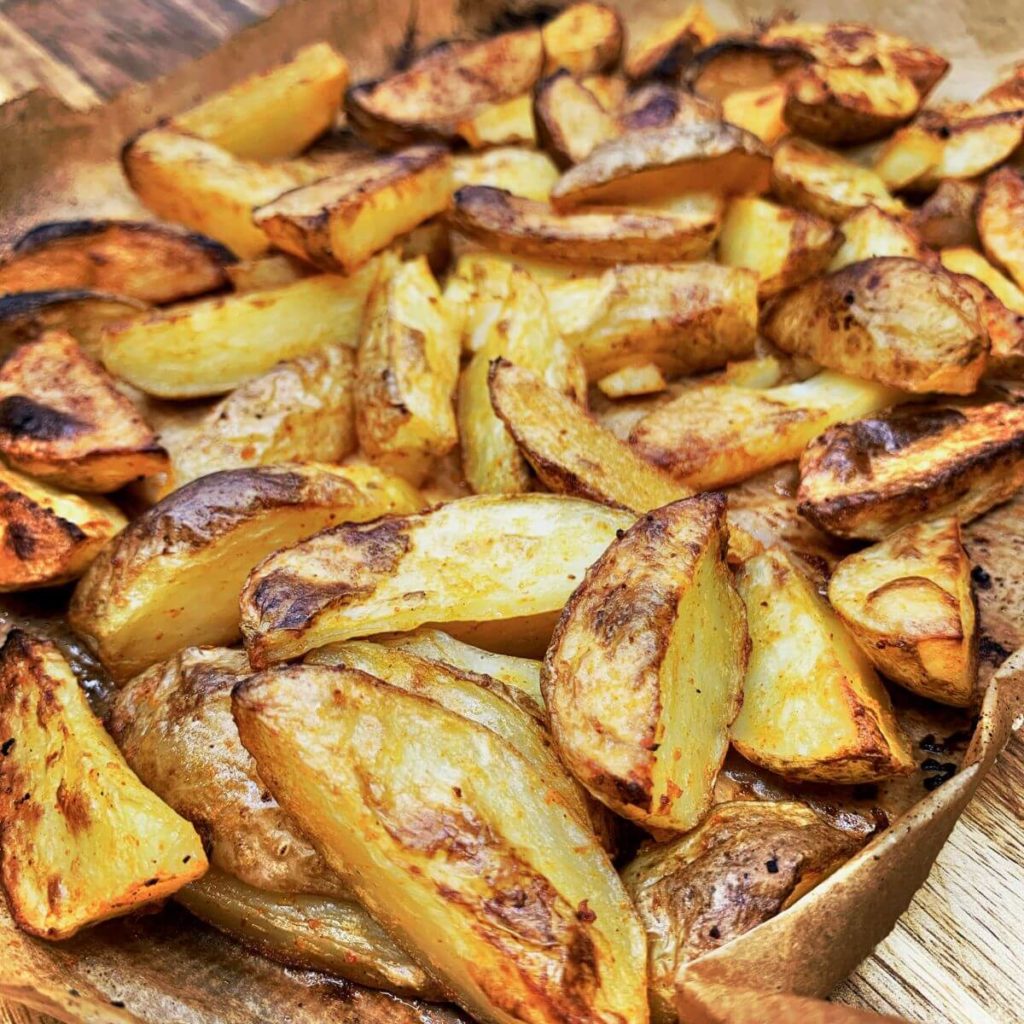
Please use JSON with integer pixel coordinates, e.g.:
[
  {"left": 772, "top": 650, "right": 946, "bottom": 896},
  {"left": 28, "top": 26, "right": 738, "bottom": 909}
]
[{"left": 0, "top": 3, "right": 1022, "bottom": 1022}]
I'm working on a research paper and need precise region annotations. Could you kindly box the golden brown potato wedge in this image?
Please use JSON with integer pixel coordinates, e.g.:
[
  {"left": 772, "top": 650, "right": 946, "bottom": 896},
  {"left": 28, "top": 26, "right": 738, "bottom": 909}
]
[
  {"left": 0, "top": 631, "right": 207, "bottom": 940},
  {"left": 828, "top": 205, "right": 926, "bottom": 271},
  {"left": 100, "top": 269, "right": 379, "bottom": 399},
  {"left": 977, "top": 166, "right": 1024, "bottom": 291},
  {"left": 625, "top": 2, "right": 718, "bottom": 81},
  {"left": 455, "top": 93, "right": 536, "bottom": 148},
  {"left": 551, "top": 121, "right": 771, "bottom": 208},
  {"left": 617, "top": 83, "right": 719, "bottom": 134},
  {"left": 721, "top": 80, "right": 789, "bottom": 145},
  {"left": 240, "top": 494, "right": 632, "bottom": 666},
  {"left": 0, "top": 466, "right": 126, "bottom": 591},
  {"left": 596, "top": 363, "right": 668, "bottom": 398},
  {"left": 582, "top": 73, "right": 627, "bottom": 114},
  {"left": 731, "top": 546, "right": 916, "bottom": 783},
  {"left": 225, "top": 253, "right": 310, "bottom": 293},
  {"left": 761, "top": 257, "right": 987, "bottom": 394},
  {"left": 542, "top": 2, "right": 624, "bottom": 75},
  {"left": 630, "top": 371, "right": 902, "bottom": 490},
  {"left": 543, "top": 494, "right": 747, "bottom": 831},
  {"left": 683, "top": 39, "right": 806, "bottom": 102},
  {"left": 533, "top": 71, "right": 620, "bottom": 167},
  {"left": 622, "top": 801, "right": 864, "bottom": 1024},
  {"left": 872, "top": 114, "right": 946, "bottom": 192},
  {"left": 451, "top": 146, "right": 560, "bottom": 202},
  {"left": 912, "top": 179, "right": 980, "bottom": 249},
  {"left": 920, "top": 112, "right": 1024, "bottom": 190},
  {"left": 717, "top": 196, "right": 841, "bottom": 298},
  {"left": 828, "top": 517, "right": 977, "bottom": 706},
  {"left": 233, "top": 662, "right": 648, "bottom": 1024},
  {"left": 797, "top": 401, "right": 1024, "bottom": 539},
  {"left": 69, "top": 463, "right": 421, "bottom": 682},
  {"left": 0, "top": 331, "right": 167, "bottom": 492}
]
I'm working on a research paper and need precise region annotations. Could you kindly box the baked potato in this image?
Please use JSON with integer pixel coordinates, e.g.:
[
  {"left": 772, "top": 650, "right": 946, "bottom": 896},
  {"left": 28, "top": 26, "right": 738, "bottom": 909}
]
[
  {"left": 456, "top": 93, "right": 536, "bottom": 149},
  {"left": 977, "top": 166, "right": 1024, "bottom": 291},
  {"left": 911, "top": 179, "right": 980, "bottom": 249},
  {"left": 224, "top": 253, "right": 310, "bottom": 293},
  {"left": 533, "top": 71, "right": 620, "bottom": 167},
  {"left": 828, "top": 205, "right": 926, "bottom": 271},
  {"left": 872, "top": 116, "right": 946, "bottom": 191},
  {"left": 596, "top": 363, "right": 668, "bottom": 399},
  {"left": 721, "top": 80, "right": 789, "bottom": 146},
  {"left": 542, "top": 2, "right": 624, "bottom": 76},
  {"left": 624, "top": 2, "right": 718, "bottom": 81},
  {"left": 617, "top": 84, "right": 718, "bottom": 134},
  {"left": 451, "top": 146, "right": 561, "bottom": 202}
]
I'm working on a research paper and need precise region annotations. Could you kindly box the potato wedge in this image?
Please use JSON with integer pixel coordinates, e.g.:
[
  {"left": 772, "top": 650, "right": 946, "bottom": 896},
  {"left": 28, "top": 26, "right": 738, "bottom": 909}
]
[
  {"left": 240, "top": 494, "right": 632, "bottom": 666},
  {"left": 828, "top": 517, "right": 977, "bottom": 706},
  {"left": 542, "top": 2, "right": 623, "bottom": 75},
  {"left": 69, "top": 463, "right": 421, "bottom": 682},
  {"left": 356, "top": 256, "right": 459, "bottom": 483},
  {"left": 630, "top": 371, "right": 902, "bottom": 489},
  {"left": 0, "top": 631, "right": 207, "bottom": 939},
  {"left": 941, "top": 247, "right": 1024, "bottom": 314},
  {"left": 622, "top": 801, "right": 864, "bottom": 1024},
  {"left": 254, "top": 147, "right": 453, "bottom": 274},
  {"left": 0, "top": 466, "right": 126, "bottom": 591},
  {"left": 451, "top": 146, "right": 560, "bottom": 202},
  {"left": 731, "top": 546, "right": 915, "bottom": 783},
  {"left": 582, "top": 73, "right": 627, "bottom": 113},
  {"left": 100, "top": 269, "right": 378, "bottom": 399},
  {"left": 0, "top": 331, "right": 166, "bottom": 492},
  {"left": 918, "top": 112, "right": 1024, "bottom": 190},
  {"left": 625, "top": 2, "right": 718, "bottom": 81},
  {"left": 977, "top": 166, "right": 1024, "bottom": 291},
  {"left": 873, "top": 118, "right": 947, "bottom": 192},
  {"left": 596, "top": 363, "right": 667, "bottom": 398},
  {"left": 551, "top": 121, "right": 771, "bottom": 208},
  {"left": 617, "top": 84, "right": 719, "bottom": 134},
  {"left": 797, "top": 401, "right": 1024, "bottom": 539},
  {"left": 233, "top": 663, "right": 648, "bottom": 1024},
  {"left": 543, "top": 494, "right": 747, "bottom": 831},
  {"left": 717, "top": 196, "right": 840, "bottom": 298},
  {"left": 911, "top": 179, "right": 980, "bottom": 249},
  {"left": 533, "top": 71, "right": 620, "bottom": 167},
  {"left": 721, "top": 81, "right": 789, "bottom": 145},
  {"left": 225, "top": 253, "right": 310, "bottom": 293},
  {"left": 451, "top": 185, "right": 723, "bottom": 265},
  {"left": 456, "top": 93, "right": 535, "bottom": 148},
  {"left": 761, "top": 257, "right": 987, "bottom": 395},
  {"left": 828, "top": 205, "right": 926, "bottom": 271}
]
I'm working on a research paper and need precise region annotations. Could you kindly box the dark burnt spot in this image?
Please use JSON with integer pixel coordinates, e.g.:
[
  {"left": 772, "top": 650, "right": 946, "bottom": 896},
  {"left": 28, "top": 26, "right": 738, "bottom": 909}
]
[
  {"left": 576, "top": 899, "right": 596, "bottom": 923},
  {"left": 56, "top": 779, "right": 92, "bottom": 833},
  {"left": 46, "top": 875, "right": 64, "bottom": 909},
  {"left": 765, "top": 858, "right": 779, "bottom": 873},
  {"left": 937, "top": 125, "right": 952, "bottom": 140},
  {"left": 979, "top": 635, "right": 1012, "bottom": 666},
  {"left": 851, "top": 783, "right": 878, "bottom": 801},
  {"left": 970, "top": 565, "right": 993, "bottom": 590},
  {"left": 143, "top": 877, "right": 159, "bottom": 887},
  {"left": 13, "top": 219, "right": 109, "bottom": 252},
  {"left": 621, "top": 91, "right": 681, "bottom": 131},
  {"left": 6, "top": 522, "right": 37, "bottom": 560},
  {"left": 0, "top": 289, "right": 104, "bottom": 323},
  {"left": 923, "top": 762, "right": 957, "bottom": 790},
  {"left": 708, "top": 925, "right": 721, "bottom": 939},
  {"left": 0, "top": 738, "right": 13, "bottom": 755},
  {"left": 0, "top": 395, "right": 84, "bottom": 441},
  {"left": 481, "top": 3, "right": 561, "bottom": 33}
]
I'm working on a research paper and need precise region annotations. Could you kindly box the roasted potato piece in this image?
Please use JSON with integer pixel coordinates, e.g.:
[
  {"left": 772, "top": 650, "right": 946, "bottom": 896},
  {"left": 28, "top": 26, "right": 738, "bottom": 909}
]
[
  {"left": 772, "top": 138, "right": 906, "bottom": 222},
  {"left": 625, "top": 2, "right": 717, "bottom": 81},
  {"left": 356, "top": 256, "right": 459, "bottom": 483},
  {"left": 717, "top": 196, "right": 841, "bottom": 298},
  {"left": 240, "top": 494, "right": 632, "bottom": 666},
  {"left": 941, "top": 243, "right": 1024, "bottom": 311},
  {"left": 761, "top": 257, "right": 987, "bottom": 395},
  {"left": 684, "top": 40, "right": 807, "bottom": 102},
  {"left": 0, "top": 220, "right": 234, "bottom": 304},
  {"left": 630, "top": 371, "right": 902, "bottom": 490},
  {"left": 828, "top": 517, "right": 977, "bottom": 706},
  {"left": 596, "top": 363, "right": 667, "bottom": 398},
  {"left": 451, "top": 146, "right": 560, "bottom": 202},
  {"left": 617, "top": 84, "right": 718, "bottom": 134},
  {"left": 253, "top": 147, "right": 452, "bottom": 274},
  {"left": 872, "top": 115, "right": 946, "bottom": 192},
  {"left": 100, "top": 269, "right": 378, "bottom": 399},
  {"left": 622, "top": 801, "right": 864, "bottom": 1024},
  {"left": 977, "top": 166, "right": 1024, "bottom": 291},
  {"left": 721, "top": 81, "right": 789, "bottom": 145},
  {"left": 346, "top": 29, "right": 544, "bottom": 147},
  {"left": 225, "top": 253, "right": 310, "bottom": 293},
  {"left": 456, "top": 93, "right": 535, "bottom": 148},
  {"left": 0, "top": 466, "right": 126, "bottom": 591},
  {"left": 533, "top": 71, "right": 620, "bottom": 167},
  {"left": 829, "top": 205, "right": 926, "bottom": 271},
  {"left": 545, "top": 262, "right": 758, "bottom": 378},
  {"left": 582, "top": 73, "right": 627, "bottom": 113},
  {"left": 542, "top": 2, "right": 623, "bottom": 75},
  {"left": 919, "top": 112, "right": 1024, "bottom": 190},
  {"left": 731, "top": 546, "right": 915, "bottom": 783},
  {"left": 0, "top": 331, "right": 166, "bottom": 492},
  {"left": 797, "top": 401, "right": 1024, "bottom": 539},
  {"left": 552, "top": 121, "right": 770, "bottom": 208},
  {"left": 69, "top": 463, "right": 421, "bottom": 682},
  {"left": 912, "top": 179, "right": 980, "bottom": 249},
  {"left": 451, "top": 185, "right": 723, "bottom": 265},
  {"left": 233, "top": 663, "right": 648, "bottom": 1024},
  {"left": 544, "top": 495, "right": 747, "bottom": 831},
  {"left": 0, "top": 632, "right": 207, "bottom": 939}
]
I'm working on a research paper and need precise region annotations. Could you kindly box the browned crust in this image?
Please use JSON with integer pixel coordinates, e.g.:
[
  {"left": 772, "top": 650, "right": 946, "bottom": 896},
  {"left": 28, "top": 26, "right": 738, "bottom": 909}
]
[
  {"left": 683, "top": 39, "right": 809, "bottom": 101},
  {"left": 532, "top": 70, "right": 617, "bottom": 169}
]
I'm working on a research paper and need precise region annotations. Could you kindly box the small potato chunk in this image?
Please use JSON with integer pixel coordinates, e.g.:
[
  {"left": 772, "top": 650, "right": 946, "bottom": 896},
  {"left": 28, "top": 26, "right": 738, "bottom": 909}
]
[
  {"left": 533, "top": 71, "right": 620, "bottom": 167},
  {"left": 829, "top": 205, "right": 926, "bottom": 271},
  {"left": 977, "top": 166, "right": 1024, "bottom": 291},
  {"left": 542, "top": 2, "right": 624, "bottom": 75},
  {"left": 625, "top": 3, "right": 718, "bottom": 81},
  {"left": 168, "top": 44, "right": 348, "bottom": 160},
  {"left": 717, "top": 196, "right": 840, "bottom": 298},
  {"left": 721, "top": 81, "right": 789, "bottom": 146},
  {"left": 797, "top": 402, "right": 1024, "bottom": 540},
  {"left": 451, "top": 185, "right": 723, "bottom": 265},
  {"left": 100, "top": 269, "right": 378, "bottom": 398},
  {"left": 622, "top": 801, "right": 864, "bottom": 1024},
  {"left": 240, "top": 494, "right": 633, "bottom": 666},
  {"left": 772, "top": 138, "right": 906, "bottom": 222},
  {"left": 451, "top": 146, "right": 560, "bottom": 201},
  {"left": 69, "top": 463, "right": 422, "bottom": 682},
  {"left": 597, "top": 363, "right": 667, "bottom": 398},
  {"left": 872, "top": 117, "right": 946, "bottom": 191},
  {"left": 233, "top": 663, "right": 648, "bottom": 1024},
  {"left": 0, "top": 465, "right": 126, "bottom": 591},
  {"left": 629, "top": 371, "right": 902, "bottom": 489},
  {"left": 254, "top": 147, "right": 453, "bottom": 274},
  {"left": 0, "top": 632, "right": 207, "bottom": 939},
  {"left": 761, "top": 257, "right": 987, "bottom": 395},
  {"left": 912, "top": 179, "right": 980, "bottom": 249},
  {"left": 731, "top": 546, "right": 915, "bottom": 783},
  {"left": 828, "top": 518, "right": 977, "bottom": 706},
  {"left": 456, "top": 93, "right": 536, "bottom": 148},
  {"left": 544, "top": 494, "right": 747, "bottom": 831}
]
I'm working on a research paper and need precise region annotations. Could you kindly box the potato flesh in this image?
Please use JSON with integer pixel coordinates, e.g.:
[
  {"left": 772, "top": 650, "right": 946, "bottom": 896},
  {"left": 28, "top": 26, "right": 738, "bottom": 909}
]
[
  {"left": 721, "top": 81, "right": 788, "bottom": 145},
  {"left": 233, "top": 664, "right": 649, "bottom": 1024},
  {"left": 829, "top": 206, "right": 925, "bottom": 270},
  {"left": 457, "top": 94, "right": 536, "bottom": 148},
  {"left": 452, "top": 147, "right": 561, "bottom": 202},
  {"left": 874, "top": 122, "right": 945, "bottom": 191},
  {"left": 542, "top": 2, "right": 623, "bottom": 76},
  {"left": 624, "top": 3, "right": 717, "bottom": 80},
  {"left": 978, "top": 167, "right": 1024, "bottom": 291},
  {"left": 597, "top": 363, "right": 667, "bottom": 398}
]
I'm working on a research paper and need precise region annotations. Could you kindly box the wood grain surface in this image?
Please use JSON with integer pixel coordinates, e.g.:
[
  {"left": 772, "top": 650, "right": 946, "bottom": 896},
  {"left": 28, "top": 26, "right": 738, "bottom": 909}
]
[{"left": 0, "top": 3, "right": 1021, "bottom": 1023}]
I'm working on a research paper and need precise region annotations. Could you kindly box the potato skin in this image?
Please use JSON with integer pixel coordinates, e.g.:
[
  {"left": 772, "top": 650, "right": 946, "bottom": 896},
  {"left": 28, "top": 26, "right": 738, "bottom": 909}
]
[
  {"left": 542, "top": 2, "right": 624, "bottom": 76},
  {"left": 978, "top": 166, "right": 1024, "bottom": 292},
  {"left": 533, "top": 71, "right": 620, "bottom": 167}
]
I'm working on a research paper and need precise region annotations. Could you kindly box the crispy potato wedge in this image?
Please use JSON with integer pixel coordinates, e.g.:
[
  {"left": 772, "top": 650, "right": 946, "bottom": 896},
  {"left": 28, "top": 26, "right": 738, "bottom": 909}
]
[
  {"left": 240, "top": 494, "right": 632, "bottom": 666},
  {"left": 225, "top": 253, "right": 310, "bottom": 293},
  {"left": 542, "top": 2, "right": 624, "bottom": 75},
  {"left": 0, "top": 632, "right": 207, "bottom": 939},
  {"left": 233, "top": 663, "right": 648, "bottom": 1024},
  {"left": 69, "top": 463, "right": 421, "bottom": 682},
  {"left": 721, "top": 80, "right": 789, "bottom": 145},
  {"left": 772, "top": 138, "right": 906, "bottom": 222},
  {"left": 100, "top": 269, "right": 378, "bottom": 399},
  {"left": 761, "top": 257, "right": 987, "bottom": 394},
  {"left": 533, "top": 71, "right": 620, "bottom": 167},
  {"left": 911, "top": 179, "right": 980, "bottom": 249},
  {"left": 168, "top": 43, "right": 347, "bottom": 160},
  {"left": 797, "top": 401, "right": 1024, "bottom": 539},
  {"left": 0, "top": 466, "right": 126, "bottom": 591},
  {"left": 717, "top": 196, "right": 840, "bottom": 298},
  {"left": 456, "top": 93, "right": 536, "bottom": 149},
  {"left": 551, "top": 121, "right": 770, "bottom": 208},
  {"left": 828, "top": 517, "right": 977, "bottom": 706},
  {"left": 630, "top": 371, "right": 902, "bottom": 489},
  {"left": 622, "top": 801, "right": 864, "bottom": 1024},
  {"left": 919, "top": 112, "right": 1024, "bottom": 190},
  {"left": 543, "top": 494, "right": 747, "bottom": 831},
  {"left": 873, "top": 118, "right": 947, "bottom": 192},
  {"left": 625, "top": 2, "right": 718, "bottom": 81},
  {"left": 0, "top": 331, "right": 166, "bottom": 492},
  {"left": 597, "top": 362, "right": 668, "bottom": 399},
  {"left": 941, "top": 243, "right": 1024, "bottom": 313},
  {"left": 582, "top": 73, "right": 627, "bottom": 113},
  {"left": 683, "top": 39, "right": 806, "bottom": 102},
  {"left": 451, "top": 185, "right": 722, "bottom": 265},
  {"left": 828, "top": 205, "right": 926, "bottom": 271},
  {"left": 253, "top": 147, "right": 452, "bottom": 274},
  {"left": 451, "top": 146, "right": 560, "bottom": 202},
  {"left": 617, "top": 84, "right": 718, "bottom": 134},
  {"left": 731, "top": 546, "right": 915, "bottom": 783},
  {"left": 977, "top": 166, "right": 1024, "bottom": 291},
  {"left": 0, "top": 220, "right": 234, "bottom": 304}
]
